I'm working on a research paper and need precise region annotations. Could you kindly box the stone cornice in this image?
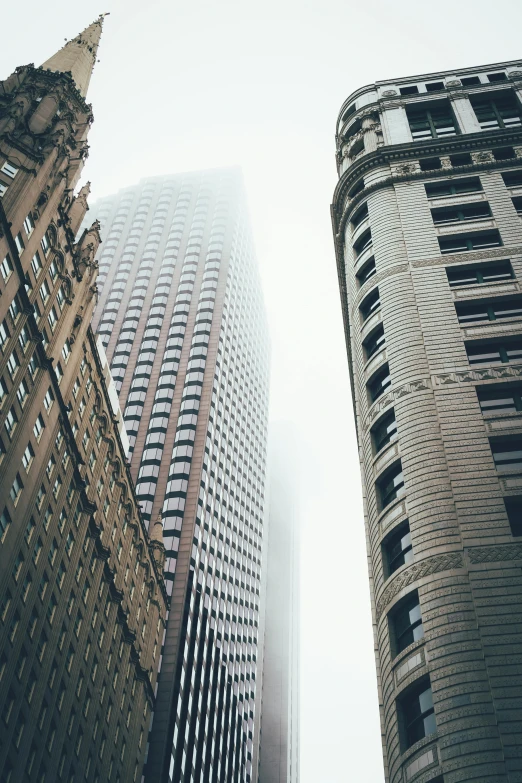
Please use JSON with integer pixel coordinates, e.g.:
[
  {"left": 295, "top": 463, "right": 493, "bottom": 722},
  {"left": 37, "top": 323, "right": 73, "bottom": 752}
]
[{"left": 332, "top": 130, "right": 522, "bottom": 235}]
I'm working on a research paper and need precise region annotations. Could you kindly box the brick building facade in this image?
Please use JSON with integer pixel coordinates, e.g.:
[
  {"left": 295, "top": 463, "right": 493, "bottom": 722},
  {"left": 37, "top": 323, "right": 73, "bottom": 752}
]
[
  {"left": 0, "top": 18, "right": 167, "bottom": 783},
  {"left": 332, "top": 61, "right": 522, "bottom": 783}
]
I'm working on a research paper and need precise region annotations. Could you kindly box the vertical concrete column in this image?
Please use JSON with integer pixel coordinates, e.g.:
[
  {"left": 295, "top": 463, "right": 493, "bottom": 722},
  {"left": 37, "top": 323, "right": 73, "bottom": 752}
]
[
  {"left": 448, "top": 93, "right": 481, "bottom": 134},
  {"left": 380, "top": 104, "right": 412, "bottom": 145},
  {"left": 362, "top": 111, "right": 382, "bottom": 154}
]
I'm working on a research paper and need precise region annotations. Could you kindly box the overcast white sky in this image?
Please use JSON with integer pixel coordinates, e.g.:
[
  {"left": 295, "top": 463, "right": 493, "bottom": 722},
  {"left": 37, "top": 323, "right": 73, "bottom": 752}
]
[{"left": 4, "top": 2, "right": 522, "bottom": 780}]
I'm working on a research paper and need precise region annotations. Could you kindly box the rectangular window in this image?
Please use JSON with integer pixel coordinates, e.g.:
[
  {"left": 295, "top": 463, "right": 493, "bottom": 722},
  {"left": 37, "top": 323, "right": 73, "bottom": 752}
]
[
  {"left": 39, "top": 279, "right": 50, "bottom": 304},
  {"left": 23, "top": 214, "right": 35, "bottom": 236},
  {"left": 7, "top": 350, "right": 20, "bottom": 379},
  {"left": 368, "top": 364, "right": 392, "bottom": 403},
  {"left": 431, "top": 201, "right": 491, "bottom": 224},
  {"left": 490, "top": 438, "right": 522, "bottom": 473},
  {"left": 14, "top": 233, "right": 24, "bottom": 254},
  {"left": 502, "top": 170, "right": 522, "bottom": 188},
  {"left": 0, "top": 508, "right": 11, "bottom": 541},
  {"left": 8, "top": 294, "right": 22, "bottom": 323},
  {"left": 31, "top": 251, "right": 42, "bottom": 278},
  {"left": 62, "top": 339, "right": 71, "bottom": 362},
  {"left": 446, "top": 260, "right": 513, "bottom": 287},
  {"left": 466, "top": 339, "right": 522, "bottom": 366},
  {"left": 378, "top": 461, "right": 405, "bottom": 509},
  {"left": 406, "top": 101, "right": 458, "bottom": 140},
  {"left": 43, "top": 387, "right": 54, "bottom": 412},
  {"left": 384, "top": 522, "right": 413, "bottom": 576},
  {"left": 372, "top": 410, "right": 397, "bottom": 453},
  {"left": 353, "top": 229, "right": 372, "bottom": 258},
  {"left": 1, "top": 254, "right": 13, "bottom": 282},
  {"left": 471, "top": 91, "right": 522, "bottom": 130},
  {"left": 1, "top": 161, "right": 18, "bottom": 179},
  {"left": 16, "top": 379, "right": 29, "bottom": 408},
  {"left": 360, "top": 288, "right": 380, "bottom": 321},
  {"left": 392, "top": 591, "right": 424, "bottom": 654},
  {"left": 41, "top": 232, "right": 51, "bottom": 256},
  {"left": 10, "top": 472, "right": 23, "bottom": 505},
  {"left": 18, "top": 325, "right": 30, "bottom": 352},
  {"left": 455, "top": 295, "right": 522, "bottom": 324},
  {"left": 425, "top": 177, "right": 482, "bottom": 198},
  {"left": 33, "top": 413, "right": 45, "bottom": 440},
  {"left": 356, "top": 256, "right": 376, "bottom": 287},
  {"left": 5, "top": 406, "right": 18, "bottom": 438},
  {"left": 364, "top": 324, "right": 385, "bottom": 360},
  {"left": 400, "top": 681, "right": 436, "bottom": 749},
  {"left": 439, "top": 229, "right": 502, "bottom": 254},
  {"left": 48, "top": 306, "right": 58, "bottom": 331}
]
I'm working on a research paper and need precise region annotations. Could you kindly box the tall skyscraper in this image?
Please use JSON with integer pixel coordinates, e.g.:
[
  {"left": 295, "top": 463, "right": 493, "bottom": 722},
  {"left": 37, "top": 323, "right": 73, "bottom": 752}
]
[
  {"left": 332, "top": 62, "right": 522, "bottom": 783},
  {"left": 0, "top": 18, "right": 167, "bottom": 783},
  {"left": 256, "top": 423, "right": 300, "bottom": 783},
  {"left": 87, "top": 170, "right": 270, "bottom": 782}
]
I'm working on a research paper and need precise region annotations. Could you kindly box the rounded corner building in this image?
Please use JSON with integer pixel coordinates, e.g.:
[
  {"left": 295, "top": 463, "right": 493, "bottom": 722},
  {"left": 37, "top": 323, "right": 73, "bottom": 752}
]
[{"left": 331, "top": 62, "right": 522, "bottom": 783}]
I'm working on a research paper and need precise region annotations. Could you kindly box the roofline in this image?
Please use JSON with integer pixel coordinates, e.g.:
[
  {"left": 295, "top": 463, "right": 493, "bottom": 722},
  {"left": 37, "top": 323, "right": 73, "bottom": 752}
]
[{"left": 336, "top": 57, "right": 522, "bottom": 130}]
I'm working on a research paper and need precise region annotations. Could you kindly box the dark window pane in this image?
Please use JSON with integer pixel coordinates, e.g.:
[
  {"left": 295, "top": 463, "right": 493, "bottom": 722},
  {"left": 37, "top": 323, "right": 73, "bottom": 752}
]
[
  {"left": 503, "top": 170, "right": 522, "bottom": 188},
  {"left": 505, "top": 497, "right": 522, "bottom": 536},
  {"left": 369, "top": 365, "right": 392, "bottom": 403},
  {"left": 491, "top": 438, "right": 522, "bottom": 472},
  {"left": 364, "top": 325, "right": 385, "bottom": 360},
  {"left": 394, "top": 593, "right": 424, "bottom": 653},
  {"left": 357, "top": 257, "right": 376, "bottom": 287},
  {"left": 447, "top": 260, "right": 513, "bottom": 287},
  {"left": 432, "top": 202, "right": 491, "bottom": 224},
  {"left": 426, "top": 177, "right": 482, "bottom": 198},
  {"left": 403, "top": 684, "right": 436, "bottom": 747},
  {"left": 471, "top": 92, "right": 522, "bottom": 130},
  {"left": 379, "top": 462, "right": 405, "bottom": 509},
  {"left": 360, "top": 288, "right": 380, "bottom": 321},
  {"left": 439, "top": 230, "right": 502, "bottom": 254},
  {"left": 461, "top": 76, "right": 481, "bottom": 86},
  {"left": 373, "top": 411, "right": 397, "bottom": 453},
  {"left": 385, "top": 522, "right": 413, "bottom": 575},
  {"left": 478, "top": 385, "right": 522, "bottom": 414}
]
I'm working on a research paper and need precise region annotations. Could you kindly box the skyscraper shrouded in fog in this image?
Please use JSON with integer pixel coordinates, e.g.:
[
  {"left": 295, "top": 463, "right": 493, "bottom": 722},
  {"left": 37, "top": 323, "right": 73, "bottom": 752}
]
[
  {"left": 332, "top": 62, "right": 522, "bottom": 783},
  {"left": 255, "top": 423, "right": 300, "bottom": 783},
  {"left": 0, "top": 18, "right": 167, "bottom": 783},
  {"left": 87, "top": 170, "right": 270, "bottom": 782}
]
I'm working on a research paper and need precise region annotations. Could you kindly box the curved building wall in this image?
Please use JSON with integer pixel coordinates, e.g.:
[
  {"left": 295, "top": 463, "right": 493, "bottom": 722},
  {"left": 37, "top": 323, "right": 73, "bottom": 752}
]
[{"left": 332, "top": 61, "right": 522, "bottom": 783}]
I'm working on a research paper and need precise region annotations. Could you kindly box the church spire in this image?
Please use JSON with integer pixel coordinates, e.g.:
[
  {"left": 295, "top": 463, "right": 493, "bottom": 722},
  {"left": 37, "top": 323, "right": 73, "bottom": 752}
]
[{"left": 40, "top": 14, "right": 109, "bottom": 98}]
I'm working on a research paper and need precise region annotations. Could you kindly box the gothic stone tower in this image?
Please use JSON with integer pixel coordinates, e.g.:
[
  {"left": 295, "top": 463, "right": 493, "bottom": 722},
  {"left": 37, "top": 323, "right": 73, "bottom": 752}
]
[
  {"left": 0, "top": 18, "right": 167, "bottom": 783},
  {"left": 332, "top": 61, "right": 522, "bottom": 783}
]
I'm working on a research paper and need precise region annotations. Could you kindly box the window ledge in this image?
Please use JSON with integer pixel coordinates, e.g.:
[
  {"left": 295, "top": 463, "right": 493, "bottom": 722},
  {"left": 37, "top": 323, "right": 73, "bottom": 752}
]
[
  {"left": 428, "top": 191, "right": 486, "bottom": 206},
  {"left": 461, "top": 314, "right": 522, "bottom": 333},
  {"left": 373, "top": 439, "right": 400, "bottom": 476},
  {"left": 376, "top": 495, "right": 407, "bottom": 532},
  {"left": 400, "top": 738, "right": 440, "bottom": 783},
  {"left": 391, "top": 636, "right": 426, "bottom": 673},
  {"left": 360, "top": 308, "right": 382, "bottom": 340},
  {"left": 363, "top": 347, "right": 387, "bottom": 379},
  {"left": 452, "top": 279, "right": 519, "bottom": 298},
  {"left": 436, "top": 217, "right": 496, "bottom": 235}
]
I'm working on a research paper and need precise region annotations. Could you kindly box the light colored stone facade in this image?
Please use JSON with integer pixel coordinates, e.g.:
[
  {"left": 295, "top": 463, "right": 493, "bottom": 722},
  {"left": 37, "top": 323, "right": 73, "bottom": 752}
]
[{"left": 332, "top": 61, "right": 522, "bottom": 783}]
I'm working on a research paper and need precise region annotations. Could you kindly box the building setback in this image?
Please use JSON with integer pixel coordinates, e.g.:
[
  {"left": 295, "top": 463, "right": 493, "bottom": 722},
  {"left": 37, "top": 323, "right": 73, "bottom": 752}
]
[
  {"left": 331, "top": 62, "right": 522, "bottom": 783},
  {"left": 87, "top": 169, "right": 270, "bottom": 782},
  {"left": 256, "top": 423, "right": 300, "bottom": 783},
  {"left": 0, "top": 18, "right": 167, "bottom": 783}
]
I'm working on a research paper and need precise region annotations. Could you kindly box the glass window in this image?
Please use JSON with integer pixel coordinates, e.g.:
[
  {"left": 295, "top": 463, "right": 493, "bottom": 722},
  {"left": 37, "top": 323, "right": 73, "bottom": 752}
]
[
  {"left": 446, "top": 260, "right": 513, "bottom": 287},
  {"left": 393, "top": 591, "right": 424, "bottom": 653},
  {"left": 471, "top": 91, "right": 522, "bottom": 130},
  {"left": 372, "top": 410, "right": 397, "bottom": 453},
  {"left": 478, "top": 384, "right": 522, "bottom": 414},
  {"left": 401, "top": 682, "right": 436, "bottom": 749},
  {"left": 456, "top": 295, "right": 522, "bottom": 324},
  {"left": 407, "top": 101, "right": 458, "bottom": 140},
  {"left": 431, "top": 201, "right": 491, "bottom": 224},
  {"left": 368, "top": 364, "right": 392, "bottom": 403},
  {"left": 502, "top": 170, "right": 522, "bottom": 188},
  {"left": 360, "top": 288, "right": 380, "bottom": 321},
  {"left": 1, "top": 254, "right": 13, "bottom": 281},
  {"left": 439, "top": 230, "right": 502, "bottom": 254},
  {"left": 353, "top": 229, "right": 372, "bottom": 258},
  {"left": 378, "top": 461, "right": 405, "bottom": 509},
  {"left": 467, "top": 339, "right": 522, "bottom": 366},
  {"left": 364, "top": 324, "right": 385, "bottom": 360},
  {"left": 490, "top": 438, "right": 522, "bottom": 473},
  {"left": 425, "top": 177, "right": 482, "bottom": 198},
  {"left": 384, "top": 522, "right": 413, "bottom": 576}
]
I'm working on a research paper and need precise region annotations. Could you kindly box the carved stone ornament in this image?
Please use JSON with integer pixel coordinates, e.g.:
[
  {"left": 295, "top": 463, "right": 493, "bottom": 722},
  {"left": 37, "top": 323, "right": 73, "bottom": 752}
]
[
  {"left": 394, "top": 162, "right": 419, "bottom": 176},
  {"left": 472, "top": 151, "right": 494, "bottom": 163},
  {"left": 382, "top": 89, "right": 397, "bottom": 97},
  {"left": 445, "top": 79, "right": 462, "bottom": 87},
  {"left": 509, "top": 70, "right": 522, "bottom": 78}
]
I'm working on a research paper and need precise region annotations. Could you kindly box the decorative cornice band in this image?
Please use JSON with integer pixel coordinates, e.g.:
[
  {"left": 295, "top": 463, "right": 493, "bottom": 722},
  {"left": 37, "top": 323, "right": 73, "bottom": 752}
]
[{"left": 377, "top": 543, "right": 522, "bottom": 619}]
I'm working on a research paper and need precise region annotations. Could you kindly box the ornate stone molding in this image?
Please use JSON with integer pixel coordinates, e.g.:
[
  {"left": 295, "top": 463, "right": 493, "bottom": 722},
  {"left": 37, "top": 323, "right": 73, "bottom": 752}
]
[
  {"left": 376, "top": 552, "right": 464, "bottom": 619},
  {"left": 469, "top": 543, "right": 522, "bottom": 563},
  {"left": 432, "top": 363, "right": 522, "bottom": 387},
  {"left": 412, "top": 246, "right": 522, "bottom": 269}
]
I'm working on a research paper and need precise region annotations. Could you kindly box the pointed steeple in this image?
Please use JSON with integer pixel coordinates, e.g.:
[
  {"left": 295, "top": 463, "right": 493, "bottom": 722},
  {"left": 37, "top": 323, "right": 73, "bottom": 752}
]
[{"left": 40, "top": 14, "right": 108, "bottom": 98}]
